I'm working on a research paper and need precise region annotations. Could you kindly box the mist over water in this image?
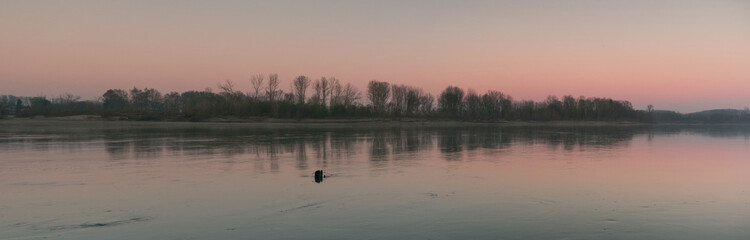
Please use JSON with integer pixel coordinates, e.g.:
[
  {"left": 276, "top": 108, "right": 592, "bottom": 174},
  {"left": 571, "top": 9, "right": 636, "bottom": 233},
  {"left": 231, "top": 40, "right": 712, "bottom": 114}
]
[{"left": 2, "top": 121, "right": 750, "bottom": 239}]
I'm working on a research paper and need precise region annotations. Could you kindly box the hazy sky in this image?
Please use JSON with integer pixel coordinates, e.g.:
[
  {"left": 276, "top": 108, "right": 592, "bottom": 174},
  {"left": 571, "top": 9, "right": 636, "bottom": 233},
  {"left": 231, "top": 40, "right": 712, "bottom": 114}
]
[{"left": 1, "top": 0, "right": 749, "bottom": 112}]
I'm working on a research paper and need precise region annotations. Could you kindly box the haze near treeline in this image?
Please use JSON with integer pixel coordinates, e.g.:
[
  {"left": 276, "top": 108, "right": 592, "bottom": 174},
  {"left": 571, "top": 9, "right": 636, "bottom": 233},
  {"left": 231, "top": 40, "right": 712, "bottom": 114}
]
[{"left": 1, "top": 1, "right": 749, "bottom": 112}]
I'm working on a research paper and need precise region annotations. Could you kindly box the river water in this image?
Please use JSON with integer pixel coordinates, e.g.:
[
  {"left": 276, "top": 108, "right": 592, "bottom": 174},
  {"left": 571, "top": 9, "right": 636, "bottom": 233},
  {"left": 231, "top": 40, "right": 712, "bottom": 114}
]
[{"left": 1, "top": 121, "right": 749, "bottom": 239}]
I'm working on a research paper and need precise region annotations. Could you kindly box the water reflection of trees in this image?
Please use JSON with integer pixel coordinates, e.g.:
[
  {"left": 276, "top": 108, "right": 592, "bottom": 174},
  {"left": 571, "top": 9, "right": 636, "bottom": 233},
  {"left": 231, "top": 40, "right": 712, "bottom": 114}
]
[
  {"left": 4, "top": 124, "right": 750, "bottom": 170},
  {"left": 93, "top": 126, "right": 647, "bottom": 164}
]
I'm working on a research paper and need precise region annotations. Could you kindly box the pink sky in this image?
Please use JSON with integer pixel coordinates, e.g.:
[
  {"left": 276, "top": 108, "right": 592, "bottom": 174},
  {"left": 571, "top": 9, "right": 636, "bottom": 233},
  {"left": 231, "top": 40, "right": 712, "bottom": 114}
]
[{"left": 1, "top": 1, "right": 749, "bottom": 112}]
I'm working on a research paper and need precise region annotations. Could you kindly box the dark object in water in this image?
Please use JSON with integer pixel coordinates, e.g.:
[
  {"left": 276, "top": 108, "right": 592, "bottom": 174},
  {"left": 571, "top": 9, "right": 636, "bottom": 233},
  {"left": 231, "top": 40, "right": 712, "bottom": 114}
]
[{"left": 314, "top": 170, "right": 324, "bottom": 183}]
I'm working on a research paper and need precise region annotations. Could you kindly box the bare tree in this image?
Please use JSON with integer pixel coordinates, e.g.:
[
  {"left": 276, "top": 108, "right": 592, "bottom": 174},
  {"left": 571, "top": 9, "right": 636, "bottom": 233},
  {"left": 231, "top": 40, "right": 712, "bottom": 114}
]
[
  {"left": 217, "top": 80, "right": 236, "bottom": 94},
  {"left": 482, "top": 90, "right": 505, "bottom": 120},
  {"left": 129, "top": 87, "right": 163, "bottom": 112},
  {"left": 388, "top": 84, "right": 423, "bottom": 116},
  {"left": 53, "top": 93, "right": 81, "bottom": 104},
  {"left": 390, "top": 84, "right": 407, "bottom": 116},
  {"left": 465, "top": 89, "right": 481, "bottom": 120},
  {"left": 419, "top": 94, "right": 434, "bottom": 115},
  {"left": 329, "top": 77, "right": 342, "bottom": 106},
  {"left": 283, "top": 92, "right": 295, "bottom": 103},
  {"left": 163, "top": 91, "right": 181, "bottom": 115},
  {"left": 367, "top": 80, "right": 390, "bottom": 116},
  {"left": 266, "top": 74, "right": 280, "bottom": 102},
  {"left": 405, "top": 87, "right": 422, "bottom": 116},
  {"left": 341, "top": 83, "right": 361, "bottom": 106},
  {"left": 292, "top": 75, "right": 310, "bottom": 104},
  {"left": 321, "top": 77, "right": 331, "bottom": 106},
  {"left": 250, "top": 74, "right": 265, "bottom": 99},
  {"left": 562, "top": 95, "right": 576, "bottom": 119},
  {"left": 102, "top": 89, "right": 129, "bottom": 110},
  {"left": 313, "top": 77, "right": 331, "bottom": 106},
  {"left": 438, "top": 86, "right": 464, "bottom": 118},
  {"left": 218, "top": 80, "right": 246, "bottom": 115}
]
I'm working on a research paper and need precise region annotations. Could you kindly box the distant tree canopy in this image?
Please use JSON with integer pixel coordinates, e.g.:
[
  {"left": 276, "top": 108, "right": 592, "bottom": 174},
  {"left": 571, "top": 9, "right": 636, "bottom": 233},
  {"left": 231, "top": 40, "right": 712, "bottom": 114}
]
[
  {"left": 1, "top": 94, "right": 99, "bottom": 118},
  {"left": 102, "top": 89, "right": 129, "bottom": 110},
  {"left": 367, "top": 80, "right": 390, "bottom": 117},
  {"left": 4, "top": 73, "right": 747, "bottom": 123},
  {"left": 438, "top": 86, "right": 464, "bottom": 118}
]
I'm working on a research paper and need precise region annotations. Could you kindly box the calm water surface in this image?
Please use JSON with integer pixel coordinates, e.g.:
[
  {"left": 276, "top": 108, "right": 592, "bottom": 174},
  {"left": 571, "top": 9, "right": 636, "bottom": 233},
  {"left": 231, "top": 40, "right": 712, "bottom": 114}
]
[{"left": 1, "top": 121, "right": 749, "bottom": 239}]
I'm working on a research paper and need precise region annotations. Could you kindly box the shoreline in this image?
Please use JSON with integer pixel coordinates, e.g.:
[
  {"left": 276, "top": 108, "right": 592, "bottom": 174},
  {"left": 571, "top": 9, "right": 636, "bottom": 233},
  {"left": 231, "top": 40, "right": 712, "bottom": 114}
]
[
  {"left": 4, "top": 115, "right": 750, "bottom": 128},
  {"left": 0, "top": 115, "right": 709, "bottom": 128}
]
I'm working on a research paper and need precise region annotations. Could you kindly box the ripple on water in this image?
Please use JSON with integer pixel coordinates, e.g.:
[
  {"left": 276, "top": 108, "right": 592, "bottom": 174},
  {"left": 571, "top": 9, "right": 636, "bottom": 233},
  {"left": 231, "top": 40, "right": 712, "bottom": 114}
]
[{"left": 47, "top": 217, "right": 152, "bottom": 231}]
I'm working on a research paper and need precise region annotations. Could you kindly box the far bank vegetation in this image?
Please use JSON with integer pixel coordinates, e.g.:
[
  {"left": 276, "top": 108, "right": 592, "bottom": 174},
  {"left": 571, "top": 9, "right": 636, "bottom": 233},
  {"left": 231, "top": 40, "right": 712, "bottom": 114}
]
[{"left": 3, "top": 74, "right": 737, "bottom": 123}]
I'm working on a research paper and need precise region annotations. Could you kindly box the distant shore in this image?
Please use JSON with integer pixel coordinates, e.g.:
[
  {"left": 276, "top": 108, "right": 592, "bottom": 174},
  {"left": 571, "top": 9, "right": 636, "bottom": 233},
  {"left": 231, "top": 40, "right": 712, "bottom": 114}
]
[
  {"left": 0, "top": 114, "right": 650, "bottom": 128},
  {"left": 4, "top": 115, "right": 750, "bottom": 130}
]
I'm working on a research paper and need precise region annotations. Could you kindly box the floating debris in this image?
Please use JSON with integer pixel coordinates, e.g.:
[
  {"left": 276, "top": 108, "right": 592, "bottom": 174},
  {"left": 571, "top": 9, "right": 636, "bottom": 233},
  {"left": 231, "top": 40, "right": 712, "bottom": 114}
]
[
  {"left": 420, "top": 193, "right": 439, "bottom": 199},
  {"left": 314, "top": 170, "right": 324, "bottom": 183}
]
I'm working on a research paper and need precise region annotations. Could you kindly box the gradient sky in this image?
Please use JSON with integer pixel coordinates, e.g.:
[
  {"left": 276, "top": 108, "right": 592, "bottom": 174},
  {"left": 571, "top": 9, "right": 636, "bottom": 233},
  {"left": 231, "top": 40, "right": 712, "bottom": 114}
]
[{"left": 1, "top": 0, "right": 749, "bottom": 112}]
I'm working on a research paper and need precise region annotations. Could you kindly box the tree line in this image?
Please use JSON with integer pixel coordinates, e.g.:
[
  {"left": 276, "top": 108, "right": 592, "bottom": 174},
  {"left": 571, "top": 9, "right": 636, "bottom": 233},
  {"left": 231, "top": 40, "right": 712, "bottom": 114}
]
[{"left": 0, "top": 74, "right": 684, "bottom": 122}]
